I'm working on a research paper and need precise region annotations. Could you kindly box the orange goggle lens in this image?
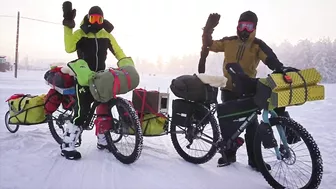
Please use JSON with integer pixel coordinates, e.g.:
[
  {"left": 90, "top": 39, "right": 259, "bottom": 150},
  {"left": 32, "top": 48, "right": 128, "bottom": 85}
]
[{"left": 88, "top": 14, "right": 104, "bottom": 24}]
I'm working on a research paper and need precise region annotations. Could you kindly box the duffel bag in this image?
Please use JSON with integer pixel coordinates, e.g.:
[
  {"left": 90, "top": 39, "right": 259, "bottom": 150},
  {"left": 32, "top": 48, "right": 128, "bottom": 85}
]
[
  {"left": 6, "top": 94, "right": 46, "bottom": 124},
  {"left": 170, "top": 74, "right": 218, "bottom": 103},
  {"left": 44, "top": 66, "right": 74, "bottom": 88},
  {"left": 67, "top": 57, "right": 140, "bottom": 103},
  {"left": 254, "top": 68, "right": 325, "bottom": 110}
]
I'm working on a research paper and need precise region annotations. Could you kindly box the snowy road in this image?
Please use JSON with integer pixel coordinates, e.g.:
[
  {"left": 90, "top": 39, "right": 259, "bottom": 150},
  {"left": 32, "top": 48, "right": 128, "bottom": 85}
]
[{"left": 0, "top": 70, "right": 335, "bottom": 189}]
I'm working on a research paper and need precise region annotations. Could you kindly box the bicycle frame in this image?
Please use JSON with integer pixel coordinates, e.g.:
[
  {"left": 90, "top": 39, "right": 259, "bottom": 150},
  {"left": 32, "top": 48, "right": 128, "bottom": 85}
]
[
  {"left": 82, "top": 98, "right": 119, "bottom": 130},
  {"left": 192, "top": 102, "right": 290, "bottom": 161}
]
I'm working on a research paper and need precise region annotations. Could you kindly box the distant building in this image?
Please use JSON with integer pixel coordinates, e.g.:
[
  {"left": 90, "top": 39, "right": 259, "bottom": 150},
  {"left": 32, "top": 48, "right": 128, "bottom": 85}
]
[{"left": 0, "top": 56, "right": 13, "bottom": 72}]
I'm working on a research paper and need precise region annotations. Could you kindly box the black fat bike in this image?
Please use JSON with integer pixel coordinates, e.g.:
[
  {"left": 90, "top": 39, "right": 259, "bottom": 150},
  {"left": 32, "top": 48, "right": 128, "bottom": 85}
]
[{"left": 169, "top": 95, "right": 323, "bottom": 189}]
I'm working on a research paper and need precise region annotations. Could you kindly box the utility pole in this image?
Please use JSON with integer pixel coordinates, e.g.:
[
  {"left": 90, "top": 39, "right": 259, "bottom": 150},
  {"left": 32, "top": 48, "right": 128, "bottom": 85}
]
[
  {"left": 0, "top": 13, "right": 60, "bottom": 78},
  {"left": 14, "top": 11, "right": 20, "bottom": 78}
]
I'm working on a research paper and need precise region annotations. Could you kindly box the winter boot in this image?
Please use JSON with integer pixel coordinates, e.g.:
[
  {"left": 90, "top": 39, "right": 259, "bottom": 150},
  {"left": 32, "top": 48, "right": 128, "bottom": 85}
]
[
  {"left": 245, "top": 132, "right": 272, "bottom": 172},
  {"left": 217, "top": 137, "right": 245, "bottom": 167},
  {"left": 248, "top": 159, "right": 271, "bottom": 171},
  {"left": 97, "top": 133, "right": 108, "bottom": 150},
  {"left": 61, "top": 123, "right": 82, "bottom": 160}
]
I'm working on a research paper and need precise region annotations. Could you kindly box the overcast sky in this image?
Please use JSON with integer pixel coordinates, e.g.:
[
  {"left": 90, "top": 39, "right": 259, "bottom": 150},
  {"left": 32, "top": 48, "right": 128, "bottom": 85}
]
[{"left": 0, "top": 0, "right": 335, "bottom": 63}]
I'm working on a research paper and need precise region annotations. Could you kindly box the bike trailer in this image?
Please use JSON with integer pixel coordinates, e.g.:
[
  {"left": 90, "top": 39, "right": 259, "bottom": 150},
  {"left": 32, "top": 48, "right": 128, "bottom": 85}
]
[
  {"left": 131, "top": 88, "right": 170, "bottom": 136},
  {"left": 254, "top": 68, "right": 325, "bottom": 109},
  {"left": 5, "top": 94, "right": 47, "bottom": 125},
  {"left": 128, "top": 113, "right": 169, "bottom": 136}
]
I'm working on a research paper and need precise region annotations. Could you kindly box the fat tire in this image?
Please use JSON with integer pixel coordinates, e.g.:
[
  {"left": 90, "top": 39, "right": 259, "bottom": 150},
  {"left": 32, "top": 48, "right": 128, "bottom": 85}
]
[
  {"left": 48, "top": 108, "right": 74, "bottom": 145},
  {"left": 254, "top": 116, "right": 323, "bottom": 189},
  {"left": 106, "top": 97, "right": 143, "bottom": 164},
  {"left": 170, "top": 103, "right": 220, "bottom": 164},
  {"left": 48, "top": 114, "right": 64, "bottom": 145}
]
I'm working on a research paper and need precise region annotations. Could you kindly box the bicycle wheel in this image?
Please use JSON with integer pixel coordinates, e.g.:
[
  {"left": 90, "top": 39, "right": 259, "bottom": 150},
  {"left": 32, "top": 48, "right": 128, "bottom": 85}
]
[
  {"left": 254, "top": 116, "right": 323, "bottom": 189},
  {"left": 105, "top": 97, "right": 143, "bottom": 164},
  {"left": 4, "top": 111, "right": 20, "bottom": 133},
  {"left": 48, "top": 107, "right": 74, "bottom": 145},
  {"left": 170, "top": 103, "right": 220, "bottom": 164},
  {"left": 109, "top": 117, "right": 123, "bottom": 143}
]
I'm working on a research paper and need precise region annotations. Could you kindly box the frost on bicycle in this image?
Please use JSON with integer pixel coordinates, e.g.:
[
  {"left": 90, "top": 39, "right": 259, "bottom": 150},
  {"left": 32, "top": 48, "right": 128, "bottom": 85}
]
[{"left": 0, "top": 70, "right": 336, "bottom": 189}]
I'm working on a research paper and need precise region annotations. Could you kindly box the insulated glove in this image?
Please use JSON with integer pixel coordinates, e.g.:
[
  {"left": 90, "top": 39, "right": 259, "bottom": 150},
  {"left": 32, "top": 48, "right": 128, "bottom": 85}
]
[
  {"left": 198, "top": 13, "right": 221, "bottom": 74},
  {"left": 203, "top": 13, "right": 221, "bottom": 33},
  {"left": 202, "top": 13, "right": 221, "bottom": 47},
  {"left": 274, "top": 66, "right": 300, "bottom": 74},
  {"left": 62, "top": 1, "right": 76, "bottom": 28}
]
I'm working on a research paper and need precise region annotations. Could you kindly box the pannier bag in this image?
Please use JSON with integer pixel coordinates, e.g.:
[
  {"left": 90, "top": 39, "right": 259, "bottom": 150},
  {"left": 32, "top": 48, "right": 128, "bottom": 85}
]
[
  {"left": 130, "top": 88, "right": 170, "bottom": 136},
  {"left": 6, "top": 94, "right": 46, "bottom": 125},
  {"left": 94, "top": 104, "right": 112, "bottom": 134},
  {"left": 170, "top": 74, "right": 218, "bottom": 103},
  {"left": 44, "top": 89, "right": 63, "bottom": 114},
  {"left": 217, "top": 97, "right": 258, "bottom": 140},
  {"left": 254, "top": 68, "right": 325, "bottom": 109},
  {"left": 44, "top": 66, "right": 74, "bottom": 88},
  {"left": 67, "top": 57, "right": 140, "bottom": 103},
  {"left": 44, "top": 89, "right": 76, "bottom": 114},
  {"left": 171, "top": 99, "right": 196, "bottom": 127},
  {"left": 171, "top": 99, "right": 210, "bottom": 127}
]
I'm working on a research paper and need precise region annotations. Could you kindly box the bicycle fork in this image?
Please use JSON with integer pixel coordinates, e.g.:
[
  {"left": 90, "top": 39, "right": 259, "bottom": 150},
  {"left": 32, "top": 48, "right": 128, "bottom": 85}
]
[{"left": 262, "top": 110, "right": 290, "bottom": 160}]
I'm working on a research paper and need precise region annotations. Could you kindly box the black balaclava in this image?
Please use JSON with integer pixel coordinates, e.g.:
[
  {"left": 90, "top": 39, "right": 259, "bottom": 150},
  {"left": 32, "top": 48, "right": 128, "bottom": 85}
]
[
  {"left": 82, "top": 6, "right": 104, "bottom": 34},
  {"left": 237, "top": 11, "right": 258, "bottom": 42}
]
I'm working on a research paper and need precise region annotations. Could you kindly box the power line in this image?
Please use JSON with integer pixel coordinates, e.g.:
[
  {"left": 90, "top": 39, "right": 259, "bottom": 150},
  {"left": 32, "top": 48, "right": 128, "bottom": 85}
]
[
  {"left": 0, "top": 15, "right": 15, "bottom": 18},
  {"left": 0, "top": 14, "right": 61, "bottom": 25},
  {"left": 21, "top": 16, "right": 61, "bottom": 25}
]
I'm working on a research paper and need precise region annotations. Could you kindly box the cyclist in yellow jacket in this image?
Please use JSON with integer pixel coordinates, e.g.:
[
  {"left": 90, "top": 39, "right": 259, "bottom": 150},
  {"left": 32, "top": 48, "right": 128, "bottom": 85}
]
[
  {"left": 61, "top": 1, "right": 128, "bottom": 160},
  {"left": 200, "top": 10, "right": 298, "bottom": 170}
]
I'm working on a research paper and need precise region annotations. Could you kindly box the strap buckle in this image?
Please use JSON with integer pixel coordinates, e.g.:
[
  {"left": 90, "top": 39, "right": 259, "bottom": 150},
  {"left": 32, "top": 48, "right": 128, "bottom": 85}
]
[{"left": 283, "top": 74, "right": 292, "bottom": 84}]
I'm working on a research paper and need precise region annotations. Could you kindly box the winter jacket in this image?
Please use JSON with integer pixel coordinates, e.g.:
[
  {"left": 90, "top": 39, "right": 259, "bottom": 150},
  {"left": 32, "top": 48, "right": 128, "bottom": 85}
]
[
  {"left": 209, "top": 30, "right": 283, "bottom": 90},
  {"left": 63, "top": 17, "right": 126, "bottom": 72}
]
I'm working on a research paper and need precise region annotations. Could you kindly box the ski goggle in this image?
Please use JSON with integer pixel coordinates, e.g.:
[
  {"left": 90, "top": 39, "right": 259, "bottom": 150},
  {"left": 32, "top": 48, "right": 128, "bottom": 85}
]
[
  {"left": 237, "top": 21, "right": 255, "bottom": 32},
  {"left": 88, "top": 14, "right": 104, "bottom": 24}
]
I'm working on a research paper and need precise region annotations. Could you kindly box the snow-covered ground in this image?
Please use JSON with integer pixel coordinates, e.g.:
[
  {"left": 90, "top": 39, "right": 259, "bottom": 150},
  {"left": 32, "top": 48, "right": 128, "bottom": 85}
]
[{"left": 0, "top": 70, "right": 335, "bottom": 189}]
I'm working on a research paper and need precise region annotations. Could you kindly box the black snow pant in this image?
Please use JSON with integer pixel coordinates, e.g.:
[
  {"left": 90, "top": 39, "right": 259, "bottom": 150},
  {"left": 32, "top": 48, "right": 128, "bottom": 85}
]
[
  {"left": 72, "top": 82, "right": 94, "bottom": 127},
  {"left": 220, "top": 89, "right": 287, "bottom": 164}
]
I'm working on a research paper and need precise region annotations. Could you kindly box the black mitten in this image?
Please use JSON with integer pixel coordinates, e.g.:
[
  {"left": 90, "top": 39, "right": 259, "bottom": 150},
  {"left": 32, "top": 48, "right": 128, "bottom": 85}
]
[
  {"left": 274, "top": 66, "right": 300, "bottom": 74},
  {"left": 62, "top": 1, "right": 76, "bottom": 28}
]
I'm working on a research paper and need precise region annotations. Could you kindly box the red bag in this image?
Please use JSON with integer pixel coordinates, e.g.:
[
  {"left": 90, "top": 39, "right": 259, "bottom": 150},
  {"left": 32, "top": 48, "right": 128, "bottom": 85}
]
[
  {"left": 44, "top": 89, "right": 62, "bottom": 114},
  {"left": 95, "top": 104, "right": 112, "bottom": 135},
  {"left": 62, "top": 95, "right": 75, "bottom": 110}
]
